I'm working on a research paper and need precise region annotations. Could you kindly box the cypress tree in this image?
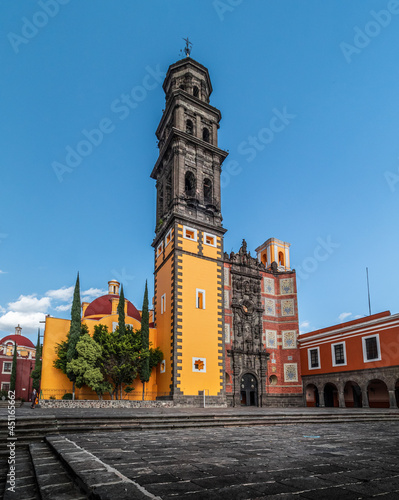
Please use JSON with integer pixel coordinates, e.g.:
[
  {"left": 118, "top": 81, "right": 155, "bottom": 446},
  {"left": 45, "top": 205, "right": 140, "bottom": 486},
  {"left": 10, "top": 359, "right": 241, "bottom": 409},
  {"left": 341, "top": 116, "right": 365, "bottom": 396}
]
[
  {"left": 117, "top": 285, "right": 126, "bottom": 336},
  {"left": 10, "top": 343, "right": 17, "bottom": 393},
  {"left": 67, "top": 273, "right": 81, "bottom": 399},
  {"left": 139, "top": 281, "right": 150, "bottom": 400},
  {"left": 31, "top": 329, "right": 42, "bottom": 391}
]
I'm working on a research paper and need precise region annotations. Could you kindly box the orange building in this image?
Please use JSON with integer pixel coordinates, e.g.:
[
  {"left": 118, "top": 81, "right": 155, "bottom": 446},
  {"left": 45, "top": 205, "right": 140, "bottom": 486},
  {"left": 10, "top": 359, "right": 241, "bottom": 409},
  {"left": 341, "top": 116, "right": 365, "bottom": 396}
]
[
  {"left": 299, "top": 311, "right": 399, "bottom": 408},
  {"left": 41, "top": 280, "right": 158, "bottom": 400}
]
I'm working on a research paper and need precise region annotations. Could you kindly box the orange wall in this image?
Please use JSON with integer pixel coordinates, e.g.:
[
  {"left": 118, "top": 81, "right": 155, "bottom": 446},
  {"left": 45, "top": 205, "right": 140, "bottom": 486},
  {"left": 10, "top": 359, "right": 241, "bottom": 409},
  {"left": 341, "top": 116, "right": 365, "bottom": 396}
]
[{"left": 300, "top": 318, "right": 399, "bottom": 376}]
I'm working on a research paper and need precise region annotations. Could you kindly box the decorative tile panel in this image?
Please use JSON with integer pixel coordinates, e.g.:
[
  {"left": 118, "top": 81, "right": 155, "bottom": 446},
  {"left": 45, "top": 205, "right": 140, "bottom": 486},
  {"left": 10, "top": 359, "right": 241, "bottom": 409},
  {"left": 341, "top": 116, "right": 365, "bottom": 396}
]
[
  {"left": 266, "top": 330, "right": 277, "bottom": 349},
  {"left": 224, "top": 290, "right": 229, "bottom": 309},
  {"left": 284, "top": 363, "right": 298, "bottom": 382},
  {"left": 282, "top": 330, "right": 297, "bottom": 349},
  {"left": 263, "top": 277, "right": 274, "bottom": 295},
  {"left": 264, "top": 299, "right": 275, "bottom": 316},
  {"left": 280, "top": 278, "right": 294, "bottom": 295},
  {"left": 281, "top": 299, "right": 294, "bottom": 317}
]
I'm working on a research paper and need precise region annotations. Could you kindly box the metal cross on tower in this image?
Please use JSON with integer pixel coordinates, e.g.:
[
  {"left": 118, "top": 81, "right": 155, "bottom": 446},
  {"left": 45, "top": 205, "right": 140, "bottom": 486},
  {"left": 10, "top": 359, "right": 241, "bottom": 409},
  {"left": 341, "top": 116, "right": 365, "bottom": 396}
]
[{"left": 183, "top": 37, "right": 192, "bottom": 57}]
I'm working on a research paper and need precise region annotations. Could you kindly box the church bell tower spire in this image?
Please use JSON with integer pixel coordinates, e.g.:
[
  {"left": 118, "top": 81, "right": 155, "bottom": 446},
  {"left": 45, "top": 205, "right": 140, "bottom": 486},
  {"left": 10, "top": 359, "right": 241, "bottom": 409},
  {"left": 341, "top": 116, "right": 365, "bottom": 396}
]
[{"left": 151, "top": 54, "right": 228, "bottom": 404}]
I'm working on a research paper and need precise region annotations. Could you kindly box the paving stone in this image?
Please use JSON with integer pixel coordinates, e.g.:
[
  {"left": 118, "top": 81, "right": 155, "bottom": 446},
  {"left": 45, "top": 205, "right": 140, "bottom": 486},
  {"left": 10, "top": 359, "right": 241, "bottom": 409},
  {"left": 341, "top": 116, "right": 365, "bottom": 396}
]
[{"left": 145, "top": 480, "right": 204, "bottom": 496}]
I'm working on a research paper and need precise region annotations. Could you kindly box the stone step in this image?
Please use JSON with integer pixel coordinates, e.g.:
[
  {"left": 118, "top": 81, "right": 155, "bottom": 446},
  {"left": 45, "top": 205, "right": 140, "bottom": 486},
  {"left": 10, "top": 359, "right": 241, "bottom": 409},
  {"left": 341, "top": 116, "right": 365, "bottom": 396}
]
[
  {"left": 45, "top": 435, "right": 160, "bottom": 499},
  {"left": 3, "top": 446, "right": 40, "bottom": 500},
  {"left": 29, "top": 441, "right": 88, "bottom": 499}
]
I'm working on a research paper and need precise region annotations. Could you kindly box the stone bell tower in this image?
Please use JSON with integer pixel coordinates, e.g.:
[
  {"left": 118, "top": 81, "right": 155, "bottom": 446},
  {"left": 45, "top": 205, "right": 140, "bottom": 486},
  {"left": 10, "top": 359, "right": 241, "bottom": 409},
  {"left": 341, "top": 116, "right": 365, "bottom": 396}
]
[{"left": 151, "top": 52, "right": 228, "bottom": 404}]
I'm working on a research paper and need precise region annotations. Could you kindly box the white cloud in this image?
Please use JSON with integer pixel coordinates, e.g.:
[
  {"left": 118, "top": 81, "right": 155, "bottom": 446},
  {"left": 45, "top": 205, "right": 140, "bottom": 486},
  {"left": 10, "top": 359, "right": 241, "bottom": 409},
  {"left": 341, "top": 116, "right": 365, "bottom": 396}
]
[
  {"left": 0, "top": 311, "right": 46, "bottom": 334},
  {"left": 55, "top": 303, "right": 72, "bottom": 312},
  {"left": 338, "top": 312, "right": 352, "bottom": 322},
  {"left": 0, "top": 270, "right": 6, "bottom": 274},
  {"left": 82, "top": 288, "right": 106, "bottom": 301},
  {"left": 8, "top": 294, "right": 51, "bottom": 313},
  {"left": 0, "top": 305, "right": 5, "bottom": 314},
  {"left": 300, "top": 321, "right": 310, "bottom": 329},
  {"left": 354, "top": 315, "right": 362, "bottom": 319},
  {"left": 45, "top": 286, "right": 74, "bottom": 302}
]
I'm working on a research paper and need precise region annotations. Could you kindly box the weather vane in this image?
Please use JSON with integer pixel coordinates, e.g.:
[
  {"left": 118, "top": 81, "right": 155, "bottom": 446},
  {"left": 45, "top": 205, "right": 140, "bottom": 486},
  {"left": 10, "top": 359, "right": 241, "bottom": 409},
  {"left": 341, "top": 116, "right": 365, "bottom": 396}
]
[{"left": 180, "top": 37, "right": 192, "bottom": 58}]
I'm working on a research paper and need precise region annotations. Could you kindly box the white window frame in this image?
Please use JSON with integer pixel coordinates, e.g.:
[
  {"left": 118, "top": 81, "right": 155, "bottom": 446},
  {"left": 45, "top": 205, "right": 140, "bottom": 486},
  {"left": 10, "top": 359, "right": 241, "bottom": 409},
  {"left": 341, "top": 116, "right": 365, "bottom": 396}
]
[
  {"left": 331, "top": 341, "right": 347, "bottom": 367},
  {"left": 224, "top": 323, "right": 230, "bottom": 343},
  {"left": 156, "top": 241, "right": 164, "bottom": 258},
  {"left": 2, "top": 361, "right": 12, "bottom": 374},
  {"left": 192, "top": 357, "right": 206, "bottom": 373},
  {"left": 165, "top": 229, "right": 172, "bottom": 247},
  {"left": 183, "top": 225, "right": 197, "bottom": 241},
  {"left": 160, "top": 360, "right": 166, "bottom": 373},
  {"left": 362, "top": 334, "right": 381, "bottom": 363},
  {"left": 308, "top": 347, "right": 320, "bottom": 370},
  {"left": 161, "top": 294, "right": 166, "bottom": 314},
  {"left": 203, "top": 232, "right": 216, "bottom": 247},
  {"left": 196, "top": 289, "right": 206, "bottom": 309}
]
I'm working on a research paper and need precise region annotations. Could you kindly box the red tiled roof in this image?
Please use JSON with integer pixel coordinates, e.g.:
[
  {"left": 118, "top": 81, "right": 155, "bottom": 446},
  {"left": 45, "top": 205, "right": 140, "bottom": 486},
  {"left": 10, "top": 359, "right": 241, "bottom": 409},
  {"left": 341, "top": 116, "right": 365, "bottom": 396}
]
[
  {"left": 1, "top": 334, "right": 35, "bottom": 349},
  {"left": 83, "top": 294, "right": 141, "bottom": 322}
]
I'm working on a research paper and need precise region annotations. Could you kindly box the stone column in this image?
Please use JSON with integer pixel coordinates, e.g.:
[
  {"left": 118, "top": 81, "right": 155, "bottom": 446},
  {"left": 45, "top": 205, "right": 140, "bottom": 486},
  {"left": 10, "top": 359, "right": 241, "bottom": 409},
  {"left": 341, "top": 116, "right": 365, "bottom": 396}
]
[
  {"left": 338, "top": 389, "right": 346, "bottom": 408},
  {"left": 389, "top": 390, "right": 397, "bottom": 408},
  {"left": 318, "top": 389, "right": 325, "bottom": 408},
  {"left": 361, "top": 387, "right": 369, "bottom": 408}
]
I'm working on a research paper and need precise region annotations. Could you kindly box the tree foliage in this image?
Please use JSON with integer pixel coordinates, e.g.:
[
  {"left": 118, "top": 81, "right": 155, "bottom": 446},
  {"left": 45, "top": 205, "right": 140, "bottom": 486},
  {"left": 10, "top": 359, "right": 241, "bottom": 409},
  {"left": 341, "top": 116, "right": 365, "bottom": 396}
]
[
  {"left": 117, "top": 285, "right": 126, "bottom": 336},
  {"left": 31, "top": 330, "right": 42, "bottom": 391},
  {"left": 67, "top": 273, "right": 82, "bottom": 362},
  {"left": 66, "top": 333, "right": 111, "bottom": 399},
  {"left": 139, "top": 281, "right": 150, "bottom": 391}
]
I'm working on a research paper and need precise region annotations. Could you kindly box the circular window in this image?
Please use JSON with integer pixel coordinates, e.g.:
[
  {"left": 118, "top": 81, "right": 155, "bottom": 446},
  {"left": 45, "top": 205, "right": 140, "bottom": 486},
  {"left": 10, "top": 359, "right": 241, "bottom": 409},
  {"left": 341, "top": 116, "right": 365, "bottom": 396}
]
[{"left": 269, "top": 375, "right": 278, "bottom": 386}]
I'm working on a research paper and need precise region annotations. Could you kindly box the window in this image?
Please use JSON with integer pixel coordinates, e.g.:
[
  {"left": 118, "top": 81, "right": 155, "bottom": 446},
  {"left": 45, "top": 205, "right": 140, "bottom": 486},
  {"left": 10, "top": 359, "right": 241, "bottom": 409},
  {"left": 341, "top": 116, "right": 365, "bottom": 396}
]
[
  {"left": 362, "top": 334, "right": 381, "bottom": 362},
  {"left": 202, "top": 128, "right": 210, "bottom": 143},
  {"left": 308, "top": 347, "right": 320, "bottom": 369},
  {"left": 278, "top": 251, "right": 285, "bottom": 266},
  {"left": 332, "top": 342, "right": 346, "bottom": 366},
  {"left": 203, "top": 178, "right": 212, "bottom": 203},
  {"left": 193, "top": 86, "right": 199, "bottom": 97},
  {"left": 3, "top": 362, "right": 12, "bottom": 374},
  {"left": 203, "top": 232, "right": 216, "bottom": 247},
  {"left": 156, "top": 241, "right": 163, "bottom": 258},
  {"left": 196, "top": 289, "right": 205, "bottom": 309},
  {"left": 183, "top": 226, "right": 197, "bottom": 241},
  {"left": 1, "top": 383, "right": 10, "bottom": 392},
  {"left": 185, "top": 171, "right": 196, "bottom": 197},
  {"left": 186, "top": 119, "right": 194, "bottom": 135},
  {"left": 192, "top": 357, "right": 206, "bottom": 372},
  {"left": 165, "top": 229, "right": 172, "bottom": 247},
  {"left": 160, "top": 360, "right": 166, "bottom": 373},
  {"left": 161, "top": 294, "right": 166, "bottom": 314}
]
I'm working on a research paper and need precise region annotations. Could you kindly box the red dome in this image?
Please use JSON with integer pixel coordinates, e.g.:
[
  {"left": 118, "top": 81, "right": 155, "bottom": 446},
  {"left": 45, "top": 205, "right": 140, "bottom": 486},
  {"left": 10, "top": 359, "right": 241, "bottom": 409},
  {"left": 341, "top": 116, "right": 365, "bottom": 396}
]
[
  {"left": 1, "top": 335, "right": 35, "bottom": 349},
  {"left": 83, "top": 294, "right": 141, "bottom": 322}
]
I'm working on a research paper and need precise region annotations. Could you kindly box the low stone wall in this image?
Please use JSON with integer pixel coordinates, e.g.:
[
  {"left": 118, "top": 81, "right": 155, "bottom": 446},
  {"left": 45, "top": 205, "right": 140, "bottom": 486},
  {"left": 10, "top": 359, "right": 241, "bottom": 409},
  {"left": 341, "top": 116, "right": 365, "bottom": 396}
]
[{"left": 39, "top": 399, "right": 174, "bottom": 409}]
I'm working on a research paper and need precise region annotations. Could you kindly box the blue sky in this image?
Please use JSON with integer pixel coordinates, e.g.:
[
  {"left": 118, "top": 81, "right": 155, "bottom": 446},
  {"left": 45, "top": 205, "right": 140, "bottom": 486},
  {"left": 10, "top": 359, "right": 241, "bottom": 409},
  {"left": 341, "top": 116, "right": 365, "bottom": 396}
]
[{"left": 1, "top": 0, "right": 399, "bottom": 343}]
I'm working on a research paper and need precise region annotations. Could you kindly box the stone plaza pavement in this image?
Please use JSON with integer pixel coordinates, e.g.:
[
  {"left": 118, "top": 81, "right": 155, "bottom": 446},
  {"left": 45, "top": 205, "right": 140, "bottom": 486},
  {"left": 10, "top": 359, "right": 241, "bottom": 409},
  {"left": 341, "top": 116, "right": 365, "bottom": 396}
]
[
  {"left": 61, "top": 421, "right": 399, "bottom": 499},
  {"left": 1, "top": 407, "right": 399, "bottom": 499}
]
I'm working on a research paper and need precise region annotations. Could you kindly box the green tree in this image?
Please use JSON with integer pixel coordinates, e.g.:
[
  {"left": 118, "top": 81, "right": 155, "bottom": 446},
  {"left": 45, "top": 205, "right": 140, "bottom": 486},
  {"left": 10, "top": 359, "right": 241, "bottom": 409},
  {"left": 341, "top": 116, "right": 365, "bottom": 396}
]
[
  {"left": 31, "top": 329, "right": 42, "bottom": 391},
  {"left": 9, "top": 343, "right": 17, "bottom": 393},
  {"left": 139, "top": 281, "right": 150, "bottom": 400},
  {"left": 93, "top": 324, "right": 142, "bottom": 399},
  {"left": 67, "top": 273, "right": 82, "bottom": 400},
  {"left": 117, "top": 285, "right": 126, "bottom": 336},
  {"left": 66, "top": 333, "right": 111, "bottom": 400}
]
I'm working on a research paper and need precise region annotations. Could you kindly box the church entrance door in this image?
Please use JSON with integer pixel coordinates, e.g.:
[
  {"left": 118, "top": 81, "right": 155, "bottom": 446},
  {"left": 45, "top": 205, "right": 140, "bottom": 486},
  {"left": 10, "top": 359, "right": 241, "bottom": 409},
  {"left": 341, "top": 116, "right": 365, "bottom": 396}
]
[{"left": 240, "top": 373, "right": 258, "bottom": 406}]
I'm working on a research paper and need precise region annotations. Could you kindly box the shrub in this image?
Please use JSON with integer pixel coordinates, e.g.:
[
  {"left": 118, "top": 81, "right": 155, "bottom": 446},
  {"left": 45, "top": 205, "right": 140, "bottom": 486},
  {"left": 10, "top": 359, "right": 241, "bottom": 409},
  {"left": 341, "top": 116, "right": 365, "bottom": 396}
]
[
  {"left": 49, "top": 395, "right": 56, "bottom": 400},
  {"left": 62, "top": 393, "right": 73, "bottom": 400}
]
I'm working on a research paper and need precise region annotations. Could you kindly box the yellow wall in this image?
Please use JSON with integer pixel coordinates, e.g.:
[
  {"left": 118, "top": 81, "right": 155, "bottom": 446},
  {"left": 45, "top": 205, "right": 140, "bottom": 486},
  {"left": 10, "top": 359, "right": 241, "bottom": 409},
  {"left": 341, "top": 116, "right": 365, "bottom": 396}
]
[
  {"left": 41, "top": 313, "right": 158, "bottom": 400},
  {"left": 176, "top": 224, "right": 223, "bottom": 397}
]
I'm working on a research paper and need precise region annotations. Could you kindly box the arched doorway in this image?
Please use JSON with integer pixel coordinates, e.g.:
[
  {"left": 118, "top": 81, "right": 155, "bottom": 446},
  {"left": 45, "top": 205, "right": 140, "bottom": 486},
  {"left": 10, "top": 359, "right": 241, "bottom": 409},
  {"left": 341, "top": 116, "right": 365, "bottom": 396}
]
[
  {"left": 324, "top": 383, "right": 339, "bottom": 407},
  {"left": 305, "top": 384, "right": 319, "bottom": 407},
  {"left": 240, "top": 373, "right": 258, "bottom": 406},
  {"left": 367, "top": 379, "right": 389, "bottom": 408},
  {"left": 344, "top": 381, "right": 362, "bottom": 408}
]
